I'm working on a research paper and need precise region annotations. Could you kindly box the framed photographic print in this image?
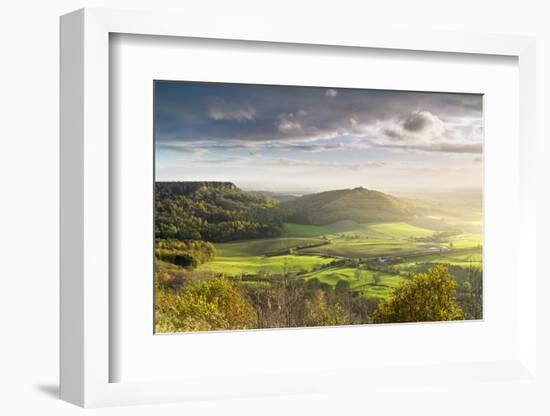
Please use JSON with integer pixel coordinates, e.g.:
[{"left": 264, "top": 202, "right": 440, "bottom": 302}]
[{"left": 60, "top": 8, "right": 539, "bottom": 408}]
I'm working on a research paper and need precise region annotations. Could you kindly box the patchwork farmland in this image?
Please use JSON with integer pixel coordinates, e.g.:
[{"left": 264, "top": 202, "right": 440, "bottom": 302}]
[{"left": 196, "top": 220, "right": 482, "bottom": 302}]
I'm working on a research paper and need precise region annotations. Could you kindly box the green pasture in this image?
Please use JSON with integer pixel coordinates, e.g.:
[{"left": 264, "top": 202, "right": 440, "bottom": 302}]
[
  {"left": 291, "top": 221, "right": 447, "bottom": 259},
  {"left": 305, "top": 266, "right": 409, "bottom": 299},
  {"left": 447, "top": 232, "right": 483, "bottom": 249},
  {"left": 212, "top": 221, "right": 483, "bottom": 267},
  {"left": 215, "top": 237, "right": 324, "bottom": 257},
  {"left": 196, "top": 254, "right": 333, "bottom": 276},
  {"left": 286, "top": 220, "right": 467, "bottom": 240},
  {"left": 394, "top": 249, "right": 482, "bottom": 270},
  {"left": 195, "top": 220, "right": 482, "bottom": 299},
  {"left": 366, "top": 222, "right": 434, "bottom": 239},
  {"left": 300, "top": 239, "right": 424, "bottom": 258},
  {"left": 282, "top": 222, "right": 359, "bottom": 237},
  {"left": 284, "top": 221, "right": 434, "bottom": 240}
]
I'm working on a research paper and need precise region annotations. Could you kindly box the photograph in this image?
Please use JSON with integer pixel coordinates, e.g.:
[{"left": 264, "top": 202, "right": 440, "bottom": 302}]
[{"left": 153, "top": 81, "right": 483, "bottom": 333}]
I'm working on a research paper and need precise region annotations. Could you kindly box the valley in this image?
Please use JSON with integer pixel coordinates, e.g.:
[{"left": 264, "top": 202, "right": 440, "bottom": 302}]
[
  {"left": 197, "top": 220, "right": 482, "bottom": 301},
  {"left": 155, "top": 181, "right": 483, "bottom": 332}
]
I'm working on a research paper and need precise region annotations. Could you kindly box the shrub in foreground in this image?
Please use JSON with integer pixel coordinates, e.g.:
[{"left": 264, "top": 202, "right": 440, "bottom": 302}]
[
  {"left": 155, "top": 276, "right": 257, "bottom": 333},
  {"left": 371, "top": 265, "right": 464, "bottom": 324}
]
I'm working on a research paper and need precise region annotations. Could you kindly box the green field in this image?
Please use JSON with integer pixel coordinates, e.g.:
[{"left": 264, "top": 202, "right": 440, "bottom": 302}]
[
  {"left": 395, "top": 250, "right": 483, "bottom": 269},
  {"left": 197, "top": 254, "right": 333, "bottom": 275},
  {"left": 301, "top": 239, "right": 424, "bottom": 258},
  {"left": 189, "top": 221, "right": 482, "bottom": 299},
  {"left": 213, "top": 221, "right": 442, "bottom": 262},
  {"left": 447, "top": 232, "right": 483, "bottom": 249},
  {"left": 365, "top": 222, "right": 434, "bottom": 238},
  {"left": 299, "top": 221, "right": 449, "bottom": 259},
  {"left": 214, "top": 237, "right": 325, "bottom": 257},
  {"left": 304, "top": 266, "right": 409, "bottom": 299},
  {"left": 193, "top": 220, "right": 482, "bottom": 302},
  {"left": 282, "top": 221, "right": 365, "bottom": 237}
]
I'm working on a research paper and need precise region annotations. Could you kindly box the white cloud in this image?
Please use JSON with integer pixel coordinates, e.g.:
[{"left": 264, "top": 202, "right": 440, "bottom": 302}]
[
  {"left": 208, "top": 105, "right": 256, "bottom": 121},
  {"left": 276, "top": 112, "right": 303, "bottom": 133},
  {"left": 368, "top": 110, "right": 482, "bottom": 153},
  {"left": 156, "top": 143, "right": 208, "bottom": 154}
]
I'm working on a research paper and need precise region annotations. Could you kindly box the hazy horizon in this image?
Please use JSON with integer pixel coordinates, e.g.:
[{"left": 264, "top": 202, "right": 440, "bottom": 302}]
[
  {"left": 155, "top": 81, "right": 483, "bottom": 191},
  {"left": 155, "top": 179, "right": 481, "bottom": 197}
]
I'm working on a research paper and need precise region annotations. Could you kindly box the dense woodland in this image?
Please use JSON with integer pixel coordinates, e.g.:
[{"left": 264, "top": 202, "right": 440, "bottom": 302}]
[{"left": 155, "top": 182, "right": 283, "bottom": 242}]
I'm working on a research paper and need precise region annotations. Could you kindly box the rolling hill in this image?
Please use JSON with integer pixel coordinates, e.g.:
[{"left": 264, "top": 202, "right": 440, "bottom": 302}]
[
  {"left": 279, "top": 187, "right": 417, "bottom": 225},
  {"left": 155, "top": 182, "right": 421, "bottom": 242}
]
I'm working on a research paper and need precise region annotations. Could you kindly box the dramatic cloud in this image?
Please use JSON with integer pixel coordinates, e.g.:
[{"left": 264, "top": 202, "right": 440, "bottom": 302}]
[
  {"left": 155, "top": 81, "right": 483, "bottom": 189},
  {"left": 402, "top": 111, "right": 432, "bottom": 132},
  {"left": 155, "top": 82, "right": 481, "bottom": 156}
]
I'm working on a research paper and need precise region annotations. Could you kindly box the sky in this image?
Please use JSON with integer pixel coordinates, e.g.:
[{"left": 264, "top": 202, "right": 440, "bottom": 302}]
[{"left": 154, "top": 81, "right": 483, "bottom": 194}]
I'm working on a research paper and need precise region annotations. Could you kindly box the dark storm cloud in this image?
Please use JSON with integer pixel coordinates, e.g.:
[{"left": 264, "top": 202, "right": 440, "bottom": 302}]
[
  {"left": 154, "top": 82, "right": 482, "bottom": 150},
  {"left": 383, "top": 128, "right": 402, "bottom": 139},
  {"left": 402, "top": 112, "right": 431, "bottom": 132}
]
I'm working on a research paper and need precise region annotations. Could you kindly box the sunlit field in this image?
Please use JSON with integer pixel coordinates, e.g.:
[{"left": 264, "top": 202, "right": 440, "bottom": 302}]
[
  {"left": 197, "top": 254, "right": 333, "bottom": 275},
  {"left": 180, "top": 217, "right": 482, "bottom": 305}
]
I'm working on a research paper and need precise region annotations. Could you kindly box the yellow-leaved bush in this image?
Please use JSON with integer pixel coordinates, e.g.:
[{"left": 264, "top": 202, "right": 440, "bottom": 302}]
[
  {"left": 155, "top": 276, "right": 257, "bottom": 333},
  {"left": 372, "top": 264, "right": 464, "bottom": 324}
]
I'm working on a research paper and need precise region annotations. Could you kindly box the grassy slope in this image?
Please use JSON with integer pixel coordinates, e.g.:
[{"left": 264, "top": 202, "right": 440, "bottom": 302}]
[
  {"left": 197, "top": 254, "right": 333, "bottom": 275},
  {"left": 214, "top": 237, "right": 324, "bottom": 257},
  {"left": 205, "top": 220, "right": 482, "bottom": 270},
  {"left": 366, "top": 222, "right": 434, "bottom": 238},
  {"left": 304, "top": 266, "right": 408, "bottom": 299},
  {"left": 283, "top": 221, "right": 361, "bottom": 237},
  {"left": 301, "top": 240, "right": 422, "bottom": 258},
  {"left": 300, "top": 222, "right": 439, "bottom": 258},
  {"left": 395, "top": 250, "right": 482, "bottom": 269},
  {"left": 448, "top": 232, "right": 483, "bottom": 249},
  {"left": 280, "top": 187, "right": 415, "bottom": 225}
]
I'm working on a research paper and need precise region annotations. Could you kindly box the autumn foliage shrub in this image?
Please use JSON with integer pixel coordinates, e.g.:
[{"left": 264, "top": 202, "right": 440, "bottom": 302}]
[
  {"left": 372, "top": 264, "right": 464, "bottom": 324},
  {"left": 155, "top": 276, "right": 257, "bottom": 333}
]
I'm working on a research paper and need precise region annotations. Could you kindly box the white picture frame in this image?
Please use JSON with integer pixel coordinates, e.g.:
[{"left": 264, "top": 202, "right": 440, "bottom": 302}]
[{"left": 60, "top": 7, "right": 538, "bottom": 408}]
